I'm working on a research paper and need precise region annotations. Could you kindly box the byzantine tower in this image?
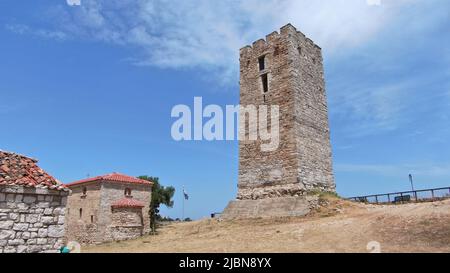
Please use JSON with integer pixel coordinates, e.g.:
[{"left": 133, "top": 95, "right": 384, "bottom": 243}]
[{"left": 237, "top": 23, "right": 335, "bottom": 201}]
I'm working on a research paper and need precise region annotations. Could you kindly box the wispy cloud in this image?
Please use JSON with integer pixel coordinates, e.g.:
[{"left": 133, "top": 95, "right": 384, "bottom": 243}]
[
  {"left": 328, "top": 75, "right": 428, "bottom": 137},
  {"left": 326, "top": 0, "right": 450, "bottom": 138},
  {"left": 6, "top": 0, "right": 419, "bottom": 82},
  {"left": 5, "top": 0, "right": 449, "bottom": 138},
  {"left": 333, "top": 82, "right": 410, "bottom": 135},
  {"left": 5, "top": 24, "right": 68, "bottom": 41},
  {"left": 336, "top": 162, "right": 450, "bottom": 177}
]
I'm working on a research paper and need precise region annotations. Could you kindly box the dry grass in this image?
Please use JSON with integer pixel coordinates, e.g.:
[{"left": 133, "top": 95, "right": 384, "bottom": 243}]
[{"left": 83, "top": 197, "right": 450, "bottom": 253}]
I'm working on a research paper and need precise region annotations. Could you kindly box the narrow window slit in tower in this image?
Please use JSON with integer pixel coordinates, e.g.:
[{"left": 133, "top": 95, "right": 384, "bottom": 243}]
[
  {"left": 258, "top": 55, "right": 265, "bottom": 71},
  {"left": 261, "top": 74, "right": 269, "bottom": 93},
  {"left": 298, "top": 46, "right": 302, "bottom": 56}
]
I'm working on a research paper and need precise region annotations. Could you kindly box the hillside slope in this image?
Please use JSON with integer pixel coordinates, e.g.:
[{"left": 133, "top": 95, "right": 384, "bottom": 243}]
[{"left": 84, "top": 198, "right": 450, "bottom": 253}]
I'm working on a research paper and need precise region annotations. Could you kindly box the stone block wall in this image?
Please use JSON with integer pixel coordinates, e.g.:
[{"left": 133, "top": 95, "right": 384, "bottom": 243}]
[
  {"left": 109, "top": 207, "right": 143, "bottom": 241},
  {"left": 65, "top": 181, "right": 152, "bottom": 244},
  {"left": 100, "top": 183, "right": 151, "bottom": 242},
  {"left": 65, "top": 183, "right": 102, "bottom": 244},
  {"left": 0, "top": 185, "right": 68, "bottom": 253},
  {"left": 238, "top": 24, "right": 335, "bottom": 200},
  {"left": 222, "top": 195, "right": 319, "bottom": 219}
]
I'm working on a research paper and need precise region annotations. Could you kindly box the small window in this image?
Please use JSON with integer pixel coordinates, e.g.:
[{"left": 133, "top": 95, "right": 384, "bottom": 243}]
[
  {"left": 258, "top": 56, "right": 265, "bottom": 71},
  {"left": 261, "top": 74, "right": 269, "bottom": 93},
  {"left": 82, "top": 187, "right": 87, "bottom": 196},
  {"left": 91, "top": 215, "right": 94, "bottom": 223},
  {"left": 79, "top": 208, "right": 83, "bottom": 219},
  {"left": 125, "top": 188, "right": 132, "bottom": 196},
  {"left": 298, "top": 46, "right": 302, "bottom": 56}
]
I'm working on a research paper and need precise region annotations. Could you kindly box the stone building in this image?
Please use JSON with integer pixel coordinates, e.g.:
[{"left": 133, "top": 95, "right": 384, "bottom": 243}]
[
  {"left": 65, "top": 173, "right": 153, "bottom": 244},
  {"left": 0, "top": 150, "right": 69, "bottom": 253},
  {"left": 223, "top": 24, "right": 335, "bottom": 218}
]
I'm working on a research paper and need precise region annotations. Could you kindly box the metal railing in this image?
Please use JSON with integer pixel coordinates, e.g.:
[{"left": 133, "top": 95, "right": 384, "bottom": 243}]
[{"left": 348, "top": 186, "right": 450, "bottom": 204}]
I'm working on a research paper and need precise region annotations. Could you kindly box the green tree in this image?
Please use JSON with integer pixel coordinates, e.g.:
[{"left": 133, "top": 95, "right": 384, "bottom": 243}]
[{"left": 138, "top": 176, "right": 175, "bottom": 234}]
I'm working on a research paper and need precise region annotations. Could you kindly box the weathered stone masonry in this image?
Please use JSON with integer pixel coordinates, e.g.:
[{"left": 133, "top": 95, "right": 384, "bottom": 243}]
[
  {"left": 0, "top": 186, "right": 68, "bottom": 253},
  {"left": 0, "top": 150, "right": 69, "bottom": 253},
  {"left": 65, "top": 173, "right": 152, "bottom": 245},
  {"left": 110, "top": 203, "right": 145, "bottom": 242},
  {"left": 222, "top": 24, "right": 335, "bottom": 219},
  {"left": 238, "top": 24, "right": 335, "bottom": 200}
]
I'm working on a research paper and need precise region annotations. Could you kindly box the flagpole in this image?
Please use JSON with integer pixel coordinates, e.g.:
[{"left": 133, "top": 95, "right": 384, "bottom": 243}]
[{"left": 182, "top": 185, "right": 185, "bottom": 221}]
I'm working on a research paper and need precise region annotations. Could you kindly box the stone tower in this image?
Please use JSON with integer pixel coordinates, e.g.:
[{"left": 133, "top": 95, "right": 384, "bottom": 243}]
[{"left": 222, "top": 24, "right": 335, "bottom": 218}]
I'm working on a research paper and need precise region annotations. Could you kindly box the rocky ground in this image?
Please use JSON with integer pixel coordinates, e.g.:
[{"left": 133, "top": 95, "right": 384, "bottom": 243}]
[{"left": 83, "top": 197, "right": 450, "bottom": 253}]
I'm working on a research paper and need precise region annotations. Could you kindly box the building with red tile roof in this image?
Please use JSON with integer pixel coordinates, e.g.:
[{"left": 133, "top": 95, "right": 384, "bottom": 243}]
[
  {"left": 65, "top": 172, "right": 153, "bottom": 244},
  {"left": 111, "top": 196, "right": 145, "bottom": 208},
  {"left": 66, "top": 173, "right": 153, "bottom": 187}
]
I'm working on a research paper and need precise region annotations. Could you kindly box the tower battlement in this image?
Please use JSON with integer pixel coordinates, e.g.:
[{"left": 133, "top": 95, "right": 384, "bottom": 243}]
[{"left": 240, "top": 24, "right": 321, "bottom": 56}]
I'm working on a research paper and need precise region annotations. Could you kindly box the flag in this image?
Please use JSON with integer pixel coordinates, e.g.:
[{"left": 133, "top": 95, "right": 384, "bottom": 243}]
[{"left": 183, "top": 188, "right": 189, "bottom": 200}]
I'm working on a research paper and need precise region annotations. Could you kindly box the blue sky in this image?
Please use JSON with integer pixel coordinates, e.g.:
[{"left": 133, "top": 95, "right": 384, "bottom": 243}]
[{"left": 0, "top": 0, "right": 449, "bottom": 219}]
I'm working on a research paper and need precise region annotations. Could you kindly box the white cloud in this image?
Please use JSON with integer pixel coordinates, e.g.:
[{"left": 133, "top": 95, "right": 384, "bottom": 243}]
[
  {"left": 5, "top": 24, "right": 68, "bottom": 41},
  {"left": 6, "top": 0, "right": 446, "bottom": 136},
  {"left": 329, "top": 80, "right": 414, "bottom": 136},
  {"left": 24, "top": 0, "right": 415, "bottom": 81},
  {"left": 67, "top": 0, "right": 81, "bottom": 6},
  {"left": 366, "top": 0, "right": 382, "bottom": 6},
  {"left": 336, "top": 162, "right": 450, "bottom": 177}
]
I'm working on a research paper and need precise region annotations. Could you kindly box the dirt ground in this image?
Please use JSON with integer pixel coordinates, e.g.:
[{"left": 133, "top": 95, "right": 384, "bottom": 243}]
[{"left": 83, "top": 197, "right": 450, "bottom": 253}]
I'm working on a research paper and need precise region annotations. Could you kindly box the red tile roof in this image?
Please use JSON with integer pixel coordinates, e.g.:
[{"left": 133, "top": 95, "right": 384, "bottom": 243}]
[
  {"left": 0, "top": 150, "right": 68, "bottom": 191},
  {"left": 66, "top": 173, "right": 153, "bottom": 187},
  {"left": 111, "top": 197, "right": 145, "bottom": 208}
]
